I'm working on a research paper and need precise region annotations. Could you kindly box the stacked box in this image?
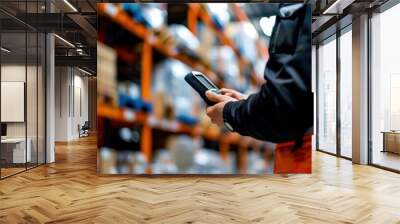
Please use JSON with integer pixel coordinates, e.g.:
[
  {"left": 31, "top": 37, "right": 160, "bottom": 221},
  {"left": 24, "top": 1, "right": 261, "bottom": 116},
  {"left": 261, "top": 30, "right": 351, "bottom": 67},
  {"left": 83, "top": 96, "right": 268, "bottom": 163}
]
[
  {"left": 197, "top": 24, "right": 215, "bottom": 66},
  {"left": 97, "top": 41, "right": 118, "bottom": 106}
]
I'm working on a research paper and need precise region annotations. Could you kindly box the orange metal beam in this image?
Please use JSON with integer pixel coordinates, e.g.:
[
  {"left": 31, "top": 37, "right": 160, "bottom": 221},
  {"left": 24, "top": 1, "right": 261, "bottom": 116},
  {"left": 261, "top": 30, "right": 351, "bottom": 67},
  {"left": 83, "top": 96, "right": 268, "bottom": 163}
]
[
  {"left": 98, "top": 3, "right": 148, "bottom": 40},
  {"left": 232, "top": 3, "right": 249, "bottom": 22},
  {"left": 141, "top": 41, "right": 153, "bottom": 162},
  {"left": 141, "top": 41, "right": 152, "bottom": 101},
  {"left": 238, "top": 145, "right": 248, "bottom": 173},
  {"left": 220, "top": 139, "right": 229, "bottom": 161},
  {"left": 188, "top": 3, "right": 200, "bottom": 36}
]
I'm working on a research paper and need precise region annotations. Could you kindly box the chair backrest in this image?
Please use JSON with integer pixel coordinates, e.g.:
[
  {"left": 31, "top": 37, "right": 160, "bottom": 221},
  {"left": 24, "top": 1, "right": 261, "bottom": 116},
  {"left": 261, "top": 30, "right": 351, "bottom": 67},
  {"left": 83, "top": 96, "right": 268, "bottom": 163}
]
[{"left": 82, "top": 121, "right": 90, "bottom": 129}]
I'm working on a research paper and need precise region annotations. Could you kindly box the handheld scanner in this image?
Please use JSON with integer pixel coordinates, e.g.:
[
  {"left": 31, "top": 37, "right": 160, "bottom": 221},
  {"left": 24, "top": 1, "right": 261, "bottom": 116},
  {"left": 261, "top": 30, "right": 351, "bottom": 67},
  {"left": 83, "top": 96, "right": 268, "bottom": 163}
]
[{"left": 184, "top": 71, "right": 220, "bottom": 106}]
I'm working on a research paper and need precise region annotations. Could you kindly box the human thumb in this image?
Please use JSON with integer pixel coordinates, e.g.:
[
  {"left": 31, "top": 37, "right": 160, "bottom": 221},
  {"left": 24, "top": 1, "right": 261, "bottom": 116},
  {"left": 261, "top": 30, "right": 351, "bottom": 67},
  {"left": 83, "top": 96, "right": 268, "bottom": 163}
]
[{"left": 206, "top": 90, "right": 233, "bottom": 102}]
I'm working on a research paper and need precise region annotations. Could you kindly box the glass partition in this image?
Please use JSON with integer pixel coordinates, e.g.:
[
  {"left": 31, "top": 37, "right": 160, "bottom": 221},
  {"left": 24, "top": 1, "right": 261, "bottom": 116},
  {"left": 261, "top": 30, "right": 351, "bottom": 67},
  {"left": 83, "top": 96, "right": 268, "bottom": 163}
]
[
  {"left": 27, "top": 30, "right": 38, "bottom": 169},
  {"left": 317, "top": 36, "right": 337, "bottom": 154},
  {"left": 1, "top": 30, "right": 28, "bottom": 177},
  {"left": 371, "top": 4, "right": 400, "bottom": 171},
  {"left": 339, "top": 28, "right": 352, "bottom": 158},
  {"left": 0, "top": 0, "right": 46, "bottom": 179},
  {"left": 38, "top": 32, "right": 45, "bottom": 165}
]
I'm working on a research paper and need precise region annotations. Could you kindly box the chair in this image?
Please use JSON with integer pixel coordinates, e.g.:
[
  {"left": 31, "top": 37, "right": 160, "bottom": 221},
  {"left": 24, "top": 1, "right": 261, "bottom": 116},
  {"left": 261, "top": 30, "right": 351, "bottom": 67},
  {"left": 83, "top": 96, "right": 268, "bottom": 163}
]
[{"left": 78, "top": 121, "right": 90, "bottom": 138}]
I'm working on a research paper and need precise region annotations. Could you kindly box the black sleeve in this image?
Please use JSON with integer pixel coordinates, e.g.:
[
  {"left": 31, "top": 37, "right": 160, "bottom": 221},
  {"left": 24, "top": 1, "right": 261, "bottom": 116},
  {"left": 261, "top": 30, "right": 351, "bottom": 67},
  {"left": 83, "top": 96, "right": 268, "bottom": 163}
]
[{"left": 222, "top": 4, "right": 313, "bottom": 143}]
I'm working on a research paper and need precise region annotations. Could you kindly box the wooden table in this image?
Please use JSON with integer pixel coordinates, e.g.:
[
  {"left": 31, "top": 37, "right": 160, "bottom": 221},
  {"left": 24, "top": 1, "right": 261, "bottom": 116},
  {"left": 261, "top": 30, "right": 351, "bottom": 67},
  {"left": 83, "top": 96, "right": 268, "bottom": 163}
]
[{"left": 381, "top": 131, "right": 400, "bottom": 154}]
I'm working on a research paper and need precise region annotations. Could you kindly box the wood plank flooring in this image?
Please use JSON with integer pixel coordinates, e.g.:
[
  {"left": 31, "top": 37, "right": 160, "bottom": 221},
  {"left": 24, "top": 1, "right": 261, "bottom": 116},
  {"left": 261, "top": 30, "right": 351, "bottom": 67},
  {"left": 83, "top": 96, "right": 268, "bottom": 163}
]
[
  {"left": 1, "top": 136, "right": 400, "bottom": 223},
  {"left": 1, "top": 167, "right": 26, "bottom": 178},
  {"left": 372, "top": 150, "right": 400, "bottom": 171}
]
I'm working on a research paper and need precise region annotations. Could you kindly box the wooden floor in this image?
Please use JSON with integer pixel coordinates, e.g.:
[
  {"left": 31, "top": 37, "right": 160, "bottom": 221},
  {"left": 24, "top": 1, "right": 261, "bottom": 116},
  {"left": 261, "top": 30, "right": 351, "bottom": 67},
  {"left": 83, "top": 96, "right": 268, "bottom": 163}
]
[
  {"left": 1, "top": 167, "right": 26, "bottom": 178},
  {"left": 373, "top": 150, "right": 400, "bottom": 171},
  {"left": 1, "top": 136, "right": 400, "bottom": 224}
]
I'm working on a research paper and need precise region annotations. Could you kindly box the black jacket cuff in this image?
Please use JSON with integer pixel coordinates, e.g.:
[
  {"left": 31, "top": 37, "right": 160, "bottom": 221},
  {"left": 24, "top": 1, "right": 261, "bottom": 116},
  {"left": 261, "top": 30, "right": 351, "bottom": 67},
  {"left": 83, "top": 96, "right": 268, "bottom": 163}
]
[{"left": 223, "top": 100, "right": 240, "bottom": 132}]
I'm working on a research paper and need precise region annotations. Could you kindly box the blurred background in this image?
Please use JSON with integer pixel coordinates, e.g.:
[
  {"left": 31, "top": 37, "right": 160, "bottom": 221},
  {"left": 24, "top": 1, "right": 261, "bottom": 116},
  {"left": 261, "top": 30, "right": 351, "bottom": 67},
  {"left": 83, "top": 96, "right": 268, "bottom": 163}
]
[{"left": 97, "top": 3, "right": 279, "bottom": 174}]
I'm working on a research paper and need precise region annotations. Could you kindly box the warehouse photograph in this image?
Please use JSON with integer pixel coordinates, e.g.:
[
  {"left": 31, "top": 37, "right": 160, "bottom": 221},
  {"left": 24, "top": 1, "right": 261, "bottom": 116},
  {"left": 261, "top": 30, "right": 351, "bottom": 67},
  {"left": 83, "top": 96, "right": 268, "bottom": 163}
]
[{"left": 97, "top": 3, "right": 312, "bottom": 174}]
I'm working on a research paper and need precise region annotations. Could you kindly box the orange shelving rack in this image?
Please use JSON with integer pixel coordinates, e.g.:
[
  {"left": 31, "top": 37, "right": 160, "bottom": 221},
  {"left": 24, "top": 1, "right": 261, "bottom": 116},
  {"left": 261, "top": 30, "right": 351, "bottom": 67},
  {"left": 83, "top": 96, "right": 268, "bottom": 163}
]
[{"left": 97, "top": 3, "right": 302, "bottom": 174}]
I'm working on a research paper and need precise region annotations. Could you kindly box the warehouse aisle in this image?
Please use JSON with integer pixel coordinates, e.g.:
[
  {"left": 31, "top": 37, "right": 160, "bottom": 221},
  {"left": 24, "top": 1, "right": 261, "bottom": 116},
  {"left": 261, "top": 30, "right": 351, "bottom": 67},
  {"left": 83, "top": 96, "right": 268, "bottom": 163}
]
[{"left": 0, "top": 136, "right": 399, "bottom": 223}]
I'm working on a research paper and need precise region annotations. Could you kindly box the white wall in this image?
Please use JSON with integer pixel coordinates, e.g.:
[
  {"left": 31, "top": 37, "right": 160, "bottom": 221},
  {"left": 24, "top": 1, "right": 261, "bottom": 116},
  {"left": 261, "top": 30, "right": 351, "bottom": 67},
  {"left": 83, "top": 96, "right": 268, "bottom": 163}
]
[
  {"left": 1, "top": 64, "right": 46, "bottom": 163},
  {"left": 55, "top": 67, "right": 89, "bottom": 141},
  {"left": 72, "top": 73, "right": 89, "bottom": 137},
  {"left": 1, "top": 65, "right": 37, "bottom": 138},
  {"left": 55, "top": 67, "right": 69, "bottom": 141}
]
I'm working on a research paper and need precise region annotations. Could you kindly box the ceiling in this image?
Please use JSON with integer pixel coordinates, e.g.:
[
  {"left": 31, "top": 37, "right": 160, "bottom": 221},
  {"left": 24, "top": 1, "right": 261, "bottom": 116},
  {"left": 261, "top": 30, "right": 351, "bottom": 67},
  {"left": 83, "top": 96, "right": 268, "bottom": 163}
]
[
  {"left": 1, "top": 0, "right": 394, "bottom": 73},
  {"left": 311, "top": 0, "right": 390, "bottom": 44},
  {"left": 0, "top": 0, "right": 98, "bottom": 72}
]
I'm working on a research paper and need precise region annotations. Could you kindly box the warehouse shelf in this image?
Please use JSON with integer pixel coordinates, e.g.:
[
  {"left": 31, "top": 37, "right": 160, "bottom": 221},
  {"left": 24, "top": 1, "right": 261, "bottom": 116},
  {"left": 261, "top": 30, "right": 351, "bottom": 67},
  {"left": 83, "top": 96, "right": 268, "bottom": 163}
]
[
  {"left": 97, "top": 3, "right": 223, "bottom": 86},
  {"left": 193, "top": 3, "right": 264, "bottom": 85},
  {"left": 98, "top": 104, "right": 256, "bottom": 148},
  {"left": 97, "top": 3, "right": 269, "bottom": 172},
  {"left": 98, "top": 104, "right": 196, "bottom": 136},
  {"left": 115, "top": 47, "right": 137, "bottom": 64}
]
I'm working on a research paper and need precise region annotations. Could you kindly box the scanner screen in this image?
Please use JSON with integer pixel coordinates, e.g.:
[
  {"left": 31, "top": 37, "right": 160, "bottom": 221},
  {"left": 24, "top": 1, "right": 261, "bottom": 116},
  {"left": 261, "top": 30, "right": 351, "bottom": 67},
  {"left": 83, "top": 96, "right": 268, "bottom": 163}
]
[{"left": 196, "top": 75, "right": 216, "bottom": 89}]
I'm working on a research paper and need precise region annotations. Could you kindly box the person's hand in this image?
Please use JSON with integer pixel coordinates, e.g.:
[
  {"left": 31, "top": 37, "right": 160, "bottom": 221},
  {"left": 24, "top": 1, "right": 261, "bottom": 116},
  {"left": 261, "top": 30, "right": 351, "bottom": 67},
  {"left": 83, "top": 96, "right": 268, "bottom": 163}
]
[
  {"left": 220, "top": 88, "right": 248, "bottom": 100},
  {"left": 205, "top": 91, "right": 236, "bottom": 127}
]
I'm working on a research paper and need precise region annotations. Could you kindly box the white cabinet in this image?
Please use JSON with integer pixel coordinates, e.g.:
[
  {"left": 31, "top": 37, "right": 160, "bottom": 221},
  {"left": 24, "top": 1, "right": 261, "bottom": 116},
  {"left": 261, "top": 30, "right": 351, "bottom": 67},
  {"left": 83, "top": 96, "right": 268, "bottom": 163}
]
[{"left": 1, "top": 138, "right": 32, "bottom": 163}]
